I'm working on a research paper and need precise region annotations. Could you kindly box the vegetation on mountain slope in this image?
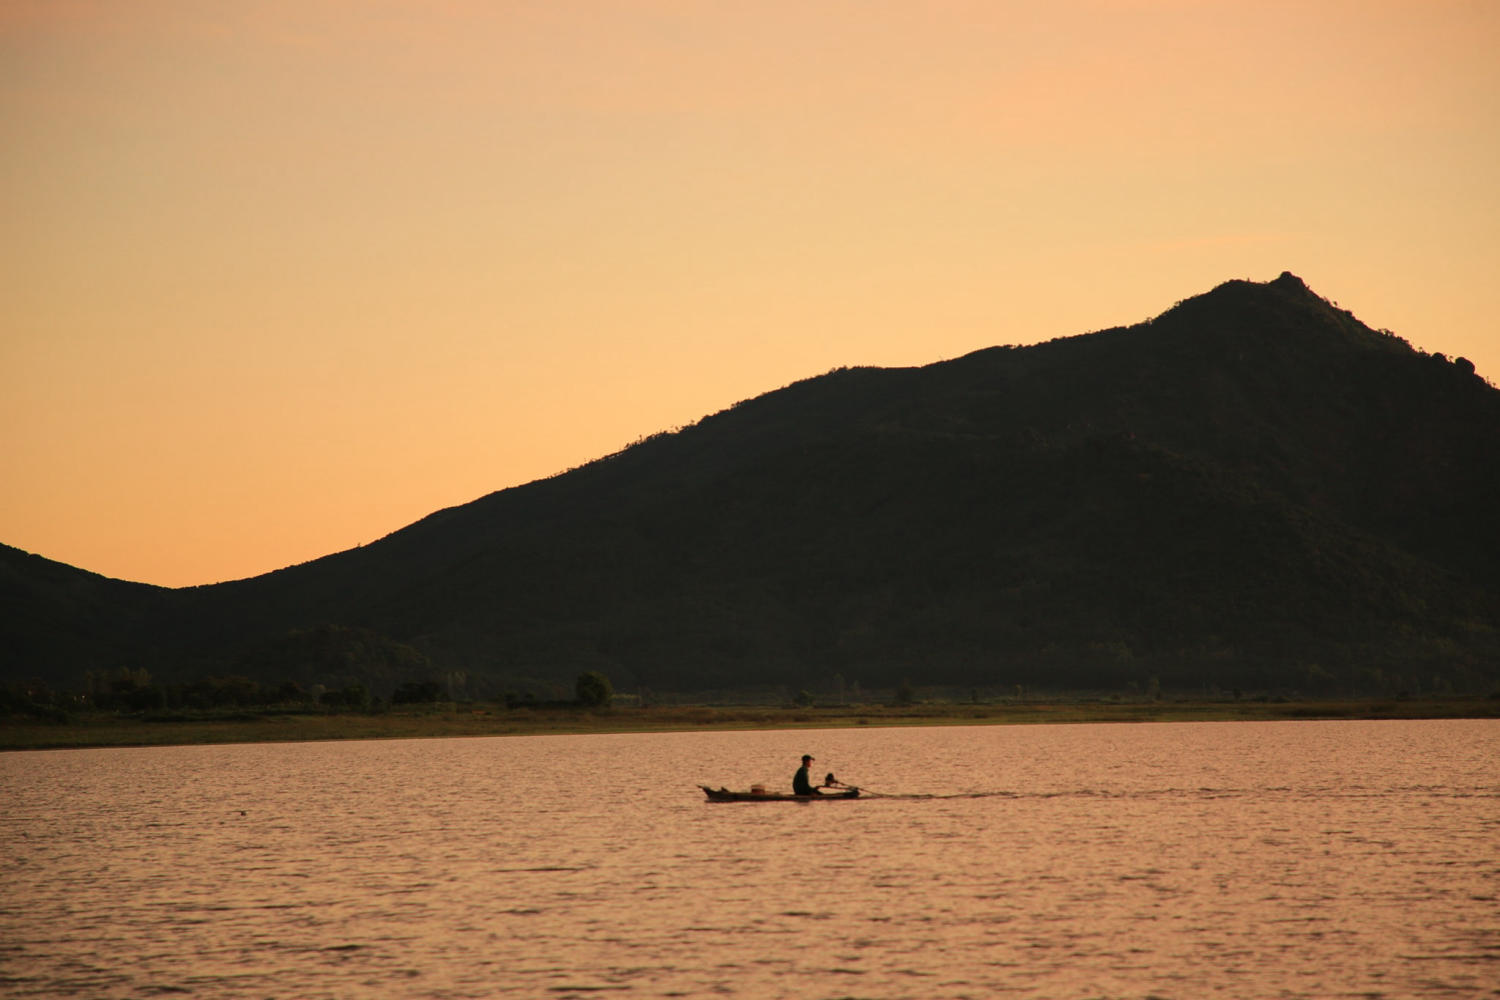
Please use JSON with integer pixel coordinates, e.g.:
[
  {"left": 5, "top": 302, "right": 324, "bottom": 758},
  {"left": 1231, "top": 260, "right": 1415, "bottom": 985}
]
[{"left": 4, "top": 273, "right": 1497, "bottom": 702}]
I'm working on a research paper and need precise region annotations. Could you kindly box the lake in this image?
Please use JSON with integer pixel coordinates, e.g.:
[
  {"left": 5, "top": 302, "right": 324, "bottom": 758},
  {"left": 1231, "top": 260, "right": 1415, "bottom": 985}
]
[{"left": 1, "top": 719, "right": 1496, "bottom": 999}]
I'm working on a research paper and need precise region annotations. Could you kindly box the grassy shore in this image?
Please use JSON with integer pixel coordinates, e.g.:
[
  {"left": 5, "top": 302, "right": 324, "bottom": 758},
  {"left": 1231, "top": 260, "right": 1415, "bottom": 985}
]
[{"left": 3, "top": 696, "right": 1497, "bottom": 752}]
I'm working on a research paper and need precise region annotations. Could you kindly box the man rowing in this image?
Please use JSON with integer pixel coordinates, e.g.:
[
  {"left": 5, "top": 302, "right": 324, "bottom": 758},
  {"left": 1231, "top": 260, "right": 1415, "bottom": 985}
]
[{"left": 793, "top": 754, "right": 821, "bottom": 796}]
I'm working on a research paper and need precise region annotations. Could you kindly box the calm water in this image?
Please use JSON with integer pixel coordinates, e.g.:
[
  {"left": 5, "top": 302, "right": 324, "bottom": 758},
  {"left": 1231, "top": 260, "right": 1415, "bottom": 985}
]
[{"left": 1, "top": 719, "right": 1496, "bottom": 999}]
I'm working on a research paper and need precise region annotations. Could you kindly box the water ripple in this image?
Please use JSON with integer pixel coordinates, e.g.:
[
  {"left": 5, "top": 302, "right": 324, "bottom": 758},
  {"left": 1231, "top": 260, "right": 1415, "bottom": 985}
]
[{"left": 1, "top": 719, "right": 1496, "bottom": 998}]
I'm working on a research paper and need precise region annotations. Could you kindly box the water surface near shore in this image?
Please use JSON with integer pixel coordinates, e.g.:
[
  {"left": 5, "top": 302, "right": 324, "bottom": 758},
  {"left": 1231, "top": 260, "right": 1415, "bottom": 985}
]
[{"left": 3, "top": 719, "right": 1496, "bottom": 998}]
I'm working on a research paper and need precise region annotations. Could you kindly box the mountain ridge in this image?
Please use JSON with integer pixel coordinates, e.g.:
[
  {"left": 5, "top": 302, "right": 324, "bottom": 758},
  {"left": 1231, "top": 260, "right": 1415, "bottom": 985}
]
[{"left": 4, "top": 273, "right": 1498, "bottom": 700}]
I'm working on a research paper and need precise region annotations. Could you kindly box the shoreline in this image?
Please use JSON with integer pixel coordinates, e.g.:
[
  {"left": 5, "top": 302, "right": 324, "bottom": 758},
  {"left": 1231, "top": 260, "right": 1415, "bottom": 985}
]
[{"left": 4, "top": 697, "right": 1497, "bottom": 752}]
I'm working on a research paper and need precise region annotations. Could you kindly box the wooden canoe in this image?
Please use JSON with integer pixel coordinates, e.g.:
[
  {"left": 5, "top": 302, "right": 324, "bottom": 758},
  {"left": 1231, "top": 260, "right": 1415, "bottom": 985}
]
[{"left": 700, "top": 785, "right": 860, "bottom": 801}]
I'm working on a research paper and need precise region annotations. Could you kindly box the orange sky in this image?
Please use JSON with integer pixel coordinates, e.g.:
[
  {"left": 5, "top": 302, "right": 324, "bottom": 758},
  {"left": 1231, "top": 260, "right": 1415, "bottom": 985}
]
[{"left": 4, "top": 0, "right": 1498, "bottom": 588}]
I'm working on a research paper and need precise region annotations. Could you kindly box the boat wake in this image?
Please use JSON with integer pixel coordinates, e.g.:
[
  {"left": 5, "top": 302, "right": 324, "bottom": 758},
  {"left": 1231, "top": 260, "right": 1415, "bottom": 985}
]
[{"left": 855, "top": 790, "right": 1019, "bottom": 800}]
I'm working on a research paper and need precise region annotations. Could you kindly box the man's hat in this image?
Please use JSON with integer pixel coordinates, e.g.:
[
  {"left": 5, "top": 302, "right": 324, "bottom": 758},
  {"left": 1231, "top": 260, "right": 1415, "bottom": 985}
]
[{"left": 802, "top": 754, "right": 814, "bottom": 763}]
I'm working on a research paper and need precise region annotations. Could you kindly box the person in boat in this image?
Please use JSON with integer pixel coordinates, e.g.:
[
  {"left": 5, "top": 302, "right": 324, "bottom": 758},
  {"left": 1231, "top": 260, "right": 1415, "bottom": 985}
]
[{"left": 793, "top": 754, "right": 821, "bottom": 796}]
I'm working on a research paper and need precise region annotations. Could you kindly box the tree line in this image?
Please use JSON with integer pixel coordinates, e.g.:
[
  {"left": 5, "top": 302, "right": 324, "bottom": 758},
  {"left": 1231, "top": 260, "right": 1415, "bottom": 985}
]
[{"left": 1, "top": 668, "right": 616, "bottom": 721}]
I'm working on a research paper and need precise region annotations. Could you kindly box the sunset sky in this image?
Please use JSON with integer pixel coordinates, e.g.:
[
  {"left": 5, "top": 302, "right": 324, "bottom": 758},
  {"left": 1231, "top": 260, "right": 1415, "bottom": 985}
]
[{"left": 4, "top": 1, "right": 1498, "bottom": 588}]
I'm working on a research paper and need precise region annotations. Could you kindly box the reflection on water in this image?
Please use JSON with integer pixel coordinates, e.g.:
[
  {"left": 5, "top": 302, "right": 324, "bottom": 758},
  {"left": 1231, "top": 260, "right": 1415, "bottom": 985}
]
[{"left": 2, "top": 719, "right": 1496, "bottom": 999}]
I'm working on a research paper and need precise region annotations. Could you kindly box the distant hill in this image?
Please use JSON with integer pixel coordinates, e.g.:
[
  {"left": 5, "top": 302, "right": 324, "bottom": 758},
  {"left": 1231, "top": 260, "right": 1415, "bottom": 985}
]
[{"left": 5, "top": 273, "right": 1498, "bottom": 700}]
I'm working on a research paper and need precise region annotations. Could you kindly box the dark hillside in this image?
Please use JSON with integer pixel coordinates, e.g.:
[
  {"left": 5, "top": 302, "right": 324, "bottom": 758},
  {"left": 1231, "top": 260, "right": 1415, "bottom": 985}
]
[
  {"left": 5, "top": 273, "right": 1498, "bottom": 699},
  {"left": 0, "top": 545, "right": 167, "bottom": 690}
]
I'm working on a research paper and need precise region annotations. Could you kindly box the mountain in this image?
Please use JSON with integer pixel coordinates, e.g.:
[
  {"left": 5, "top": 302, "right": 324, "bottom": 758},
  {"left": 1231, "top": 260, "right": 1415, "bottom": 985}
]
[{"left": 5, "top": 273, "right": 1499, "bottom": 700}]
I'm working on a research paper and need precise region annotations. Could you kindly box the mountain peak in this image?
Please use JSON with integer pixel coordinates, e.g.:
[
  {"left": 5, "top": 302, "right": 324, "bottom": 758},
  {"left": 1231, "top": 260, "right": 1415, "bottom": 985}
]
[
  {"left": 1160, "top": 271, "right": 1363, "bottom": 347},
  {"left": 1270, "top": 270, "right": 1310, "bottom": 292},
  {"left": 1202, "top": 270, "right": 1321, "bottom": 307}
]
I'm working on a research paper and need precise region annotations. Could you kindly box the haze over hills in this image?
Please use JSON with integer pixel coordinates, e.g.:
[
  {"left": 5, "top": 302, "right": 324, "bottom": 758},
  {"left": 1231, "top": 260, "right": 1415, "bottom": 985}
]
[{"left": 4, "top": 273, "right": 1498, "bottom": 701}]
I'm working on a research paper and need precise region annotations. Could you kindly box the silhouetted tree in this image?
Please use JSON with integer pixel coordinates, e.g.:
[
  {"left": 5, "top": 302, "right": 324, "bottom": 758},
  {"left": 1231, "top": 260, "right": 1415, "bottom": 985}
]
[
  {"left": 575, "top": 671, "right": 613, "bottom": 707},
  {"left": 392, "top": 680, "right": 444, "bottom": 704},
  {"left": 320, "top": 683, "right": 370, "bottom": 709},
  {"left": 275, "top": 680, "right": 311, "bottom": 704}
]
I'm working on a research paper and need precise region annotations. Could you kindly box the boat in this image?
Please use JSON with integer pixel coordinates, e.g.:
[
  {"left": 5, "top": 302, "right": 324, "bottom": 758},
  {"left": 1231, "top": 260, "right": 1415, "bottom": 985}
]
[{"left": 700, "top": 784, "right": 860, "bottom": 801}]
